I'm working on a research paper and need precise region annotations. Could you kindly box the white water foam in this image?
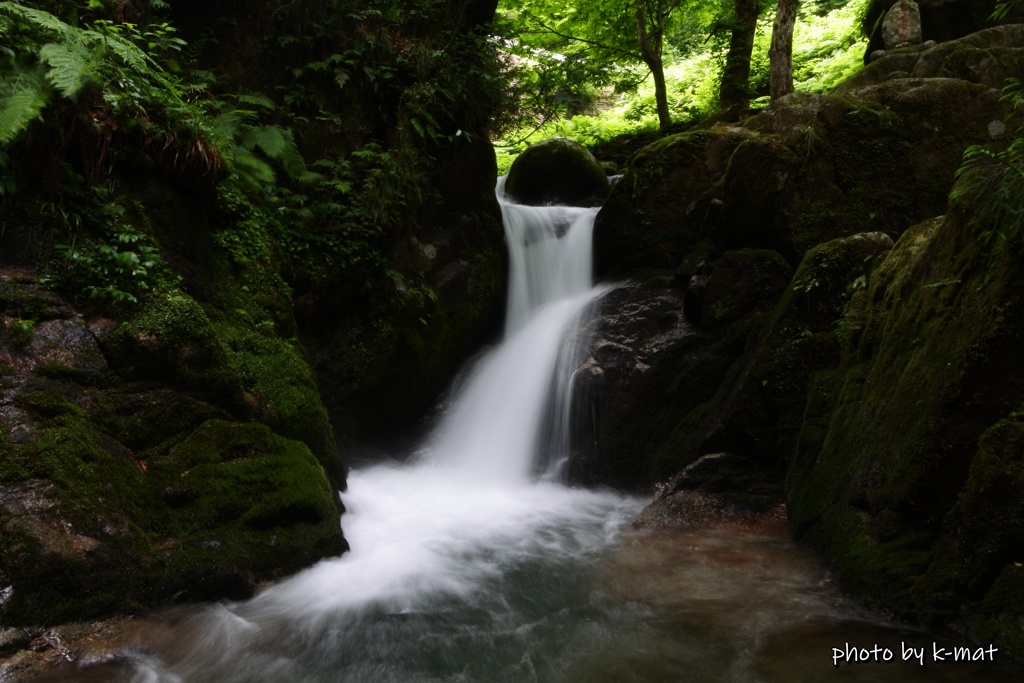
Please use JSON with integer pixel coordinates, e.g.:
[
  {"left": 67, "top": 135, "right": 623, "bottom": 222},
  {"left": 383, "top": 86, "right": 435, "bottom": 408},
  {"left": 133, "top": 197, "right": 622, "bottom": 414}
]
[{"left": 123, "top": 178, "right": 639, "bottom": 682}]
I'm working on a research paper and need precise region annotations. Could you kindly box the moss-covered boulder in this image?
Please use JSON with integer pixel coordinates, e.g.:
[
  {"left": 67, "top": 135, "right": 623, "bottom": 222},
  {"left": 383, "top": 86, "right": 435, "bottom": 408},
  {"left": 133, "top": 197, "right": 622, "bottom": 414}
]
[
  {"left": 594, "top": 57, "right": 1014, "bottom": 278},
  {"left": 504, "top": 138, "right": 609, "bottom": 207},
  {"left": 786, "top": 196, "right": 1024, "bottom": 652},
  {"left": 594, "top": 130, "right": 752, "bottom": 276},
  {"left": 0, "top": 184, "right": 347, "bottom": 626},
  {"left": 0, "top": 414, "right": 342, "bottom": 625},
  {"left": 844, "top": 24, "right": 1024, "bottom": 93}
]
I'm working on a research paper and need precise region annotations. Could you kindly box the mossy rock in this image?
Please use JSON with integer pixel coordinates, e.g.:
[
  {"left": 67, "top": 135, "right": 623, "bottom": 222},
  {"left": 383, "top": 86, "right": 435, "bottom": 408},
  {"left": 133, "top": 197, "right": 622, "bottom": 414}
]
[
  {"left": 786, "top": 203, "right": 1024, "bottom": 653},
  {"left": 641, "top": 233, "right": 892, "bottom": 489},
  {"left": 2, "top": 236, "right": 345, "bottom": 627},
  {"left": 504, "top": 138, "right": 608, "bottom": 207},
  {"left": 699, "top": 249, "right": 792, "bottom": 328},
  {"left": 593, "top": 129, "right": 751, "bottom": 277},
  {"left": 0, "top": 418, "right": 344, "bottom": 625},
  {"left": 597, "top": 72, "right": 1009, "bottom": 279}
]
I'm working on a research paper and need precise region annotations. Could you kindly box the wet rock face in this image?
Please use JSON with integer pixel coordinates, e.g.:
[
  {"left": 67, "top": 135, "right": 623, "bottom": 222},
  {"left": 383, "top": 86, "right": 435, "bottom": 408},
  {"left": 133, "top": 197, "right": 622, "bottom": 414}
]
[
  {"left": 504, "top": 138, "right": 610, "bottom": 207},
  {"left": 561, "top": 273, "right": 692, "bottom": 488},
  {"left": 0, "top": 268, "right": 346, "bottom": 626}
]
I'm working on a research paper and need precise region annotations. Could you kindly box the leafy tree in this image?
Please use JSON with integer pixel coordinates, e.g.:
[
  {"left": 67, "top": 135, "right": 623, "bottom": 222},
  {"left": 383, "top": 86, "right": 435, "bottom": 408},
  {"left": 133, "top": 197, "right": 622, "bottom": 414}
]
[
  {"left": 498, "top": 0, "right": 727, "bottom": 133},
  {"left": 634, "top": 0, "right": 683, "bottom": 131}
]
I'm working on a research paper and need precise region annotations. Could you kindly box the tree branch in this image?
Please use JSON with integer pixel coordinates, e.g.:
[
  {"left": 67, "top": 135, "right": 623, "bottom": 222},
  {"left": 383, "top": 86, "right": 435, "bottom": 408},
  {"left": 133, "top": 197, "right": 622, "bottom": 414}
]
[{"left": 518, "top": 10, "right": 639, "bottom": 60}]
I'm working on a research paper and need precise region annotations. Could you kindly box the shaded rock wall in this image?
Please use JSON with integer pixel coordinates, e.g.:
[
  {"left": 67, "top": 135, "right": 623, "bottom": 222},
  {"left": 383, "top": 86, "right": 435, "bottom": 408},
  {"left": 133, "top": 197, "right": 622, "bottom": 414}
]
[
  {"left": 0, "top": 0, "right": 505, "bottom": 627},
  {"left": 1, "top": 262, "right": 346, "bottom": 625},
  {"left": 581, "top": 25, "right": 1024, "bottom": 652},
  {"left": 788, "top": 202, "right": 1024, "bottom": 649}
]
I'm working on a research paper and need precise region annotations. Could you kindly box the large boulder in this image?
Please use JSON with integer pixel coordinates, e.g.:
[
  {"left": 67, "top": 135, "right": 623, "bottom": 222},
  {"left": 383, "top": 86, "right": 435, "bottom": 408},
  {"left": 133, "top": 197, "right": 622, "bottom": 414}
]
[
  {"left": 881, "top": 0, "right": 923, "bottom": 49},
  {"left": 0, "top": 237, "right": 346, "bottom": 625},
  {"left": 504, "top": 138, "right": 609, "bottom": 207},
  {"left": 594, "top": 63, "right": 1012, "bottom": 277},
  {"left": 787, "top": 193, "right": 1024, "bottom": 652},
  {"left": 593, "top": 130, "right": 751, "bottom": 275},
  {"left": 862, "top": 0, "right": 1023, "bottom": 59},
  {"left": 842, "top": 24, "right": 1024, "bottom": 92}
]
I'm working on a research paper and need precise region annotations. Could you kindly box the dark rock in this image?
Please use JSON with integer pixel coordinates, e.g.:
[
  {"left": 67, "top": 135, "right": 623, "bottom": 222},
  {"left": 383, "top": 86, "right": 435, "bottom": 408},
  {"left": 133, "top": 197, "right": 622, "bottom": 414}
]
[
  {"left": 633, "top": 489, "right": 786, "bottom": 530},
  {"left": 786, "top": 196, "right": 1024, "bottom": 652},
  {"left": 841, "top": 25, "right": 1024, "bottom": 93},
  {"left": 683, "top": 275, "right": 708, "bottom": 324},
  {"left": 882, "top": 0, "right": 922, "bottom": 49},
  {"left": 560, "top": 273, "right": 693, "bottom": 487},
  {"left": 594, "top": 130, "right": 750, "bottom": 277},
  {"left": 863, "top": 0, "right": 1023, "bottom": 61},
  {"left": 595, "top": 68, "right": 1011, "bottom": 278},
  {"left": 504, "top": 138, "right": 609, "bottom": 207},
  {"left": 701, "top": 250, "right": 792, "bottom": 328}
]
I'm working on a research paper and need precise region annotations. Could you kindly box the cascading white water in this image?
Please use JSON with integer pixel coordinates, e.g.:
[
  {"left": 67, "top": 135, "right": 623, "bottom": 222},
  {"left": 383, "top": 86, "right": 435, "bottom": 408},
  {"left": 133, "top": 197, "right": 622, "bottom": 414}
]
[
  {"left": 111, "top": 178, "right": 641, "bottom": 683},
  {"left": 422, "top": 178, "right": 604, "bottom": 482},
  {"left": 47, "top": 177, "right": 1024, "bottom": 683}
]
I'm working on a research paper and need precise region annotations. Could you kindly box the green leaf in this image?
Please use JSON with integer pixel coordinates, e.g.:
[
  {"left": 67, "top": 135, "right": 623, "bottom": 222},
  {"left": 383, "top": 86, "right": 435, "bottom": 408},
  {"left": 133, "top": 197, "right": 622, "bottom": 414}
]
[
  {"left": 39, "top": 41, "right": 94, "bottom": 98},
  {"left": 0, "top": 66, "right": 50, "bottom": 144}
]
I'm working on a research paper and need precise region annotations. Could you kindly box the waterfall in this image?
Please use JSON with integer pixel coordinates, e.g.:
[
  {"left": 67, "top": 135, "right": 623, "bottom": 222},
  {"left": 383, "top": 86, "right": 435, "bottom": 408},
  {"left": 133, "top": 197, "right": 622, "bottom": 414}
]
[
  {"left": 114, "top": 177, "right": 641, "bottom": 683},
  {"left": 421, "top": 178, "right": 602, "bottom": 482},
  {"left": 75, "top": 175, "right": 1024, "bottom": 683}
]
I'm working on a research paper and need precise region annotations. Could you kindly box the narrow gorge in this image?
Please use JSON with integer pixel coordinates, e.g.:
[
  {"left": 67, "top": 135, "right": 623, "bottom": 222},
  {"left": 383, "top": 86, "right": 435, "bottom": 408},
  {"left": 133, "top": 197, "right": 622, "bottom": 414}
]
[{"left": 3, "top": 0, "right": 1024, "bottom": 680}]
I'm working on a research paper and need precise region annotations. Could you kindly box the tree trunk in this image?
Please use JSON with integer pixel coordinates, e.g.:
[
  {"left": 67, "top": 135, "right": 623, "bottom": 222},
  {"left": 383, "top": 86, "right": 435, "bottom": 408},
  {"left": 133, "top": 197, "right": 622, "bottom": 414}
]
[
  {"left": 769, "top": 0, "right": 799, "bottom": 101},
  {"left": 649, "top": 56, "right": 670, "bottom": 131},
  {"left": 635, "top": 0, "right": 671, "bottom": 132},
  {"left": 719, "top": 0, "right": 761, "bottom": 111}
]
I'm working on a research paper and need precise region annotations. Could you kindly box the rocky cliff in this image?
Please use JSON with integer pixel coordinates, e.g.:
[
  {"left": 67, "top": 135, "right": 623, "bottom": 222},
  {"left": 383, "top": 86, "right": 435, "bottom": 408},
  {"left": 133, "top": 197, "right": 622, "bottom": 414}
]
[{"left": 584, "top": 24, "right": 1024, "bottom": 652}]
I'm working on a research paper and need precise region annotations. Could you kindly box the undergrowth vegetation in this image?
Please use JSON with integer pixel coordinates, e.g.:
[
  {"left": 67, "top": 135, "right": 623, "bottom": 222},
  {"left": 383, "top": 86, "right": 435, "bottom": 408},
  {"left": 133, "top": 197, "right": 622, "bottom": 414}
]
[
  {"left": 0, "top": 0, "right": 506, "bottom": 311},
  {"left": 949, "top": 1, "right": 1024, "bottom": 248}
]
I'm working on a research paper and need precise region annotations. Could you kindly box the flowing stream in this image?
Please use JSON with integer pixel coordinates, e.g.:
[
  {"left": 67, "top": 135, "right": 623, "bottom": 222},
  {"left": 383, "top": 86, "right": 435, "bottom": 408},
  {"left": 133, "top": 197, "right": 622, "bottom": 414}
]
[{"left": 52, "top": 183, "right": 1024, "bottom": 683}]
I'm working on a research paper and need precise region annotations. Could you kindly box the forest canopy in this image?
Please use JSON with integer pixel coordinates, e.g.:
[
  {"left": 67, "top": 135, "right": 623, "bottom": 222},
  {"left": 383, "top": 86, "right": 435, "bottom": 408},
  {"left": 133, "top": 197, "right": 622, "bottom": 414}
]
[{"left": 492, "top": 0, "right": 869, "bottom": 165}]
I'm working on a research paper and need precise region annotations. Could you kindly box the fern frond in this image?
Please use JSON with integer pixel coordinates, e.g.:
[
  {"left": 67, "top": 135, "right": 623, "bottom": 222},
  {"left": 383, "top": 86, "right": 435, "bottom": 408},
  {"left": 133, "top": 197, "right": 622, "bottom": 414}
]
[
  {"left": 233, "top": 92, "right": 276, "bottom": 110},
  {"left": 230, "top": 150, "right": 277, "bottom": 186},
  {"left": 0, "top": 65, "right": 50, "bottom": 144},
  {"left": 39, "top": 41, "right": 95, "bottom": 98},
  {"left": 250, "top": 125, "right": 288, "bottom": 158},
  {"left": 102, "top": 34, "right": 159, "bottom": 75},
  {"left": 275, "top": 127, "right": 314, "bottom": 182},
  {"left": 0, "top": 3, "right": 83, "bottom": 45}
]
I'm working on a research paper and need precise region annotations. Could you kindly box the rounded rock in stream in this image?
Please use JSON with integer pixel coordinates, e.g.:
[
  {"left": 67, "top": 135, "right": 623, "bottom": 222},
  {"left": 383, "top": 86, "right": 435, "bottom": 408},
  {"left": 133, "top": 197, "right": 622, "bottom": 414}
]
[{"left": 504, "top": 138, "right": 609, "bottom": 207}]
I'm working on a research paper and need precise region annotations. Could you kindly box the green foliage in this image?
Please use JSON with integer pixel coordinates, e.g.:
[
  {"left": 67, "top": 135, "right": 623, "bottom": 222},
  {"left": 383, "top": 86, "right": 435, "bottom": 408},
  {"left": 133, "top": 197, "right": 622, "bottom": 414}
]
[
  {"left": 0, "top": 1, "right": 187, "bottom": 145},
  {"left": 992, "top": 0, "right": 1024, "bottom": 21},
  {"left": 8, "top": 316, "right": 36, "bottom": 347},
  {"left": 205, "top": 93, "right": 316, "bottom": 189},
  {"left": 49, "top": 232, "right": 160, "bottom": 305},
  {"left": 953, "top": 78, "right": 1024, "bottom": 246},
  {"left": 496, "top": 0, "right": 868, "bottom": 165},
  {"left": 494, "top": 0, "right": 726, "bottom": 131},
  {"left": 38, "top": 189, "right": 180, "bottom": 308}
]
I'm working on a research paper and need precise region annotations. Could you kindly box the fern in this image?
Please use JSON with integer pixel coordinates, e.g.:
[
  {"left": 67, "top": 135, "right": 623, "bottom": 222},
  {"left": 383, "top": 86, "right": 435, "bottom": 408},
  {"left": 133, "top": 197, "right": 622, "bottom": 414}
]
[
  {"left": 953, "top": 74, "right": 1024, "bottom": 247},
  {"left": 0, "top": 66, "right": 50, "bottom": 144},
  {"left": 0, "top": 3, "right": 82, "bottom": 45},
  {"left": 38, "top": 41, "right": 94, "bottom": 98},
  {"left": 0, "top": 1, "right": 187, "bottom": 145}
]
